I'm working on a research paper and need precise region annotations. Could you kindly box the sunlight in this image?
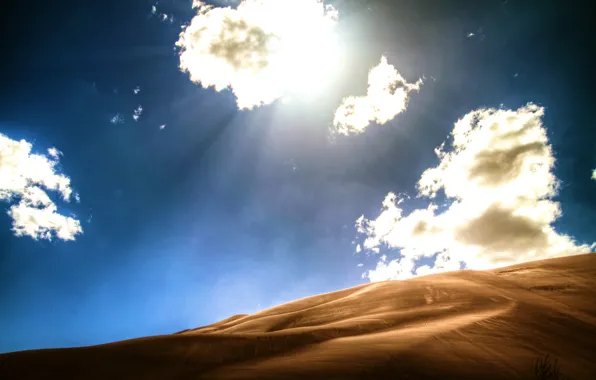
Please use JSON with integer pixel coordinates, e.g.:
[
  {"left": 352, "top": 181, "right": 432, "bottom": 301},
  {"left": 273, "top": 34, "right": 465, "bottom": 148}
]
[
  {"left": 177, "top": 0, "right": 343, "bottom": 109},
  {"left": 267, "top": 1, "right": 342, "bottom": 97}
]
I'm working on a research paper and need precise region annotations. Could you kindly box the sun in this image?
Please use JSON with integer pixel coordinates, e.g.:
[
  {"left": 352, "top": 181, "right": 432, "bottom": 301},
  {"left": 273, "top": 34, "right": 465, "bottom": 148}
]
[
  {"left": 265, "top": 1, "right": 343, "bottom": 98},
  {"left": 177, "top": 0, "right": 344, "bottom": 109}
]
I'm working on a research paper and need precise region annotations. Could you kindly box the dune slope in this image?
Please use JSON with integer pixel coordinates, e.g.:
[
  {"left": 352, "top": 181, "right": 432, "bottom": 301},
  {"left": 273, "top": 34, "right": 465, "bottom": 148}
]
[{"left": 1, "top": 254, "right": 595, "bottom": 379}]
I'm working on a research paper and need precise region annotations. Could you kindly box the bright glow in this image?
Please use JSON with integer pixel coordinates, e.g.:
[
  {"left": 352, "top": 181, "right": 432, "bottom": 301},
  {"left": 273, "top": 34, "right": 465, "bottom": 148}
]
[
  {"left": 357, "top": 104, "right": 594, "bottom": 281},
  {"left": 333, "top": 56, "right": 422, "bottom": 135},
  {"left": 0, "top": 133, "right": 82, "bottom": 240},
  {"left": 176, "top": 0, "right": 342, "bottom": 109}
]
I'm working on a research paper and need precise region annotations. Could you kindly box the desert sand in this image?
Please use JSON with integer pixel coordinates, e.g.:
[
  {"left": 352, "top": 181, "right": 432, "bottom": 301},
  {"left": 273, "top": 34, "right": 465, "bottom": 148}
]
[{"left": 1, "top": 253, "right": 595, "bottom": 379}]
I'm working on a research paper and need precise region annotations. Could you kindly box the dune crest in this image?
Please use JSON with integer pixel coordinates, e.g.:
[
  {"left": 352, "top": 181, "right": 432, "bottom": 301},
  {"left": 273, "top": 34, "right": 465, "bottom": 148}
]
[{"left": 1, "top": 254, "right": 595, "bottom": 379}]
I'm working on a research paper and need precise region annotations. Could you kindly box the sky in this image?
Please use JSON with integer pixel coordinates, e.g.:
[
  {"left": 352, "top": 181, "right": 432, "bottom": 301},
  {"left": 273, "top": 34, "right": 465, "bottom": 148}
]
[{"left": 1, "top": 0, "right": 595, "bottom": 353}]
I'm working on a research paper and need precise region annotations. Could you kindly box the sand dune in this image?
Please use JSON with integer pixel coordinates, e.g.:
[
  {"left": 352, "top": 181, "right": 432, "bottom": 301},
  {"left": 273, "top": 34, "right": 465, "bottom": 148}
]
[{"left": 1, "top": 254, "right": 595, "bottom": 379}]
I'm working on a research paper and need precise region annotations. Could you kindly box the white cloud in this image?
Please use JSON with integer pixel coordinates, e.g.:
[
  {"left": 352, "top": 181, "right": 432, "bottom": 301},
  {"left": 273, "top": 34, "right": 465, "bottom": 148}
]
[
  {"left": 357, "top": 104, "right": 594, "bottom": 281},
  {"left": 363, "top": 256, "right": 415, "bottom": 282},
  {"left": 0, "top": 133, "right": 82, "bottom": 241},
  {"left": 176, "top": 0, "right": 341, "bottom": 109},
  {"left": 592, "top": 168, "right": 596, "bottom": 181},
  {"left": 47, "top": 147, "right": 62, "bottom": 160},
  {"left": 110, "top": 114, "right": 124, "bottom": 124},
  {"left": 133, "top": 86, "right": 140, "bottom": 94},
  {"left": 332, "top": 56, "right": 422, "bottom": 135},
  {"left": 150, "top": 3, "right": 175, "bottom": 22},
  {"left": 133, "top": 105, "right": 143, "bottom": 121},
  {"left": 159, "top": 124, "right": 167, "bottom": 130}
]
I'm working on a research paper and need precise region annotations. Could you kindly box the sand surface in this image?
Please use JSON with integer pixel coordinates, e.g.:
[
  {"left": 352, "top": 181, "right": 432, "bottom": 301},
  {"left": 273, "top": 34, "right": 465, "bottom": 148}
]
[{"left": 1, "top": 254, "right": 595, "bottom": 379}]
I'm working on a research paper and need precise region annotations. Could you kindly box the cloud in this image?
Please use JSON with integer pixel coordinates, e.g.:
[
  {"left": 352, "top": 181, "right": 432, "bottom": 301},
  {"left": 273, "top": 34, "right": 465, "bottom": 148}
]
[
  {"left": 332, "top": 56, "right": 422, "bottom": 135},
  {"left": 150, "top": 3, "right": 175, "bottom": 23},
  {"left": 356, "top": 104, "right": 594, "bottom": 281},
  {"left": 592, "top": 168, "right": 596, "bottom": 180},
  {"left": 133, "top": 105, "right": 143, "bottom": 121},
  {"left": 176, "top": 0, "right": 341, "bottom": 109},
  {"left": 133, "top": 86, "right": 140, "bottom": 95},
  {"left": 364, "top": 256, "right": 416, "bottom": 282},
  {"left": 47, "top": 147, "right": 62, "bottom": 160},
  {"left": 0, "top": 133, "right": 82, "bottom": 241},
  {"left": 110, "top": 114, "right": 124, "bottom": 124}
]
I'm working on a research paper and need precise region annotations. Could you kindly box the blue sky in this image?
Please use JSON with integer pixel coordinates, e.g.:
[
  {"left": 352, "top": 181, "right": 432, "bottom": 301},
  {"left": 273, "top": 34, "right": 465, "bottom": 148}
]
[{"left": 1, "top": 0, "right": 595, "bottom": 353}]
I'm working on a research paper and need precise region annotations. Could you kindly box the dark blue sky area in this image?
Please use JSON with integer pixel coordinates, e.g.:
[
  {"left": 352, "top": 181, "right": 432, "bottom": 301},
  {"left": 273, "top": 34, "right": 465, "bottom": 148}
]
[{"left": 1, "top": 0, "right": 595, "bottom": 353}]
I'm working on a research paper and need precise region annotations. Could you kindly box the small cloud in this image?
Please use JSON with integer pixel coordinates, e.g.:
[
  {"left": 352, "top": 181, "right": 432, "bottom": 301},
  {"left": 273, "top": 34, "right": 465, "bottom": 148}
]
[
  {"left": 133, "top": 105, "right": 143, "bottom": 121},
  {"left": 159, "top": 124, "right": 167, "bottom": 130},
  {"left": 514, "top": 73, "right": 519, "bottom": 78},
  {"left": 355, "top": 244, "right": 362, "bottom": 253},
  {"left": 592, "top": 168, "right": 596, "bottom": 180},
  {"left": 150, "top": 2, "right": 174, "bottom": 22},
  {"left": 0, "top": 133, "right": 82, "bottom": 241},
  {"left": 133, "top": 86, "right": 141, "bottom": 94},
  {"left": 74, "top": 193, "right": 81, "bottom": 203},
  {"left": 110, "top": 114, "right": 124, "bottom": 124},
  {"left": 332, "top": 56, "right": 422, "bottom": 135},
  {"left": 357, "top": 263, "right": 364, "bottom": 267},
  {"left": 466, "top": 28, "right": 485, "bottom": 41},
  {"left": 47, "top": 147, "right": 62, "bottom": 160}
]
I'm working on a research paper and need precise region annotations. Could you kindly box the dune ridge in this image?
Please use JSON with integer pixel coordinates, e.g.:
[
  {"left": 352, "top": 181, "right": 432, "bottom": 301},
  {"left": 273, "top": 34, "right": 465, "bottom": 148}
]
[{"left": 1, "top": 253, "right": 595, "bottom": 379}]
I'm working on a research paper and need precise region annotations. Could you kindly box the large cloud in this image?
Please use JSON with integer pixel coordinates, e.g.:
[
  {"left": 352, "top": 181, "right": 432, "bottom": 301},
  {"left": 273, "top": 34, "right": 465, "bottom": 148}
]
[
  {"left": 332, "top": 56, "right": 422, "bottom": 135},
  {"left": 0, "top": 133, "right": 82, "bottom": 241},
  {"left": 356, "top": 104, "right": 594, "bottom": 281},
  {"left": 176, "top": 0, "right": 340, "bottom": 110}
]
